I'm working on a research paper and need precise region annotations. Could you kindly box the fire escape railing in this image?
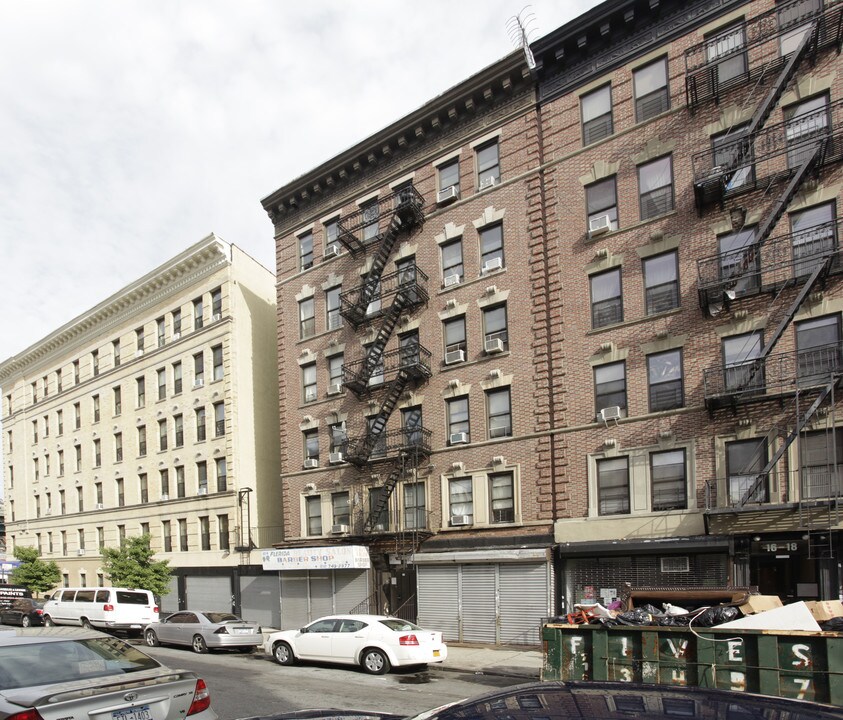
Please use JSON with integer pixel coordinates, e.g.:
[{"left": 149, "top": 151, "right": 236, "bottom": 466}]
[
  {"left": 685, "top": 0, "right": 842, "bottom": 112},
  {"left": 339, "top": 266, "right": 429, "bottom": 327},
  {"left": 344, "top": 345, "right": 432, "bottom": 397},
  {"left": 335, "top": 186, "right": 425, "bottom": 257},
  {"left": 345, "top": 427, "right": 433, "bottom": 468}
]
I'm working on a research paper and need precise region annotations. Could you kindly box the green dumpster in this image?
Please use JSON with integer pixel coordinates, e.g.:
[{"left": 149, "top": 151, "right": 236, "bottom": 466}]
[{"left": 542, "top": 623, "right": 843, "bottom": 705}]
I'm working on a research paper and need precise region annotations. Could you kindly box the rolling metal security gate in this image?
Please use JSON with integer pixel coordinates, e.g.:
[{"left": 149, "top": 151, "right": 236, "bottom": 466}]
[
  {"left": 417, "top": 562, "right": 551, "bottom": 646},
  {"left": 240, "top": 574, "right": 281, "bottom": 628},
  {"left": 159, "top": 577, "right": 180, "bottom": 613},
  {"left": 279, "top": 570, "right": 369, "bottom": 630},
  {"left": 185, "top": 576, "right": 233, "bottom": 613}
]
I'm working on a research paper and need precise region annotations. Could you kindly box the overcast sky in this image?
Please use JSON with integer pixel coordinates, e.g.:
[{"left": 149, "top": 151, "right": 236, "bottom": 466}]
[{"left": 0, "top": 0, "right": 598, "bottom": 361}]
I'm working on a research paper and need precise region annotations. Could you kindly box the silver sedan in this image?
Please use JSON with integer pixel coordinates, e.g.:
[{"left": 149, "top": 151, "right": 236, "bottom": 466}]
[{"left": 144, "top": 611, "right": 262, "bottom": 653}]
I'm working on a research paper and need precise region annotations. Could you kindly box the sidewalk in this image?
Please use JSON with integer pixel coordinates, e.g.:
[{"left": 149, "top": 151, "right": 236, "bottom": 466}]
[{"left": 441, "top": 644, "right": 542, "bottom": 680}]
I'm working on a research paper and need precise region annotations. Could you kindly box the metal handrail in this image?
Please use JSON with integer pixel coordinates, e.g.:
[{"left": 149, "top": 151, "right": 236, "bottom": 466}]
[
  {"left": 343, "top": 345, "right": 432, "bottom": 388},
  {"left": 339, "top": 266, "right": 429, "bottom": 317},
  {"left": 345, "top": 426, "right": 433, "bottom": 465},
  {"left": 336, "top": 186, "right": 424, "bottom": 246}
]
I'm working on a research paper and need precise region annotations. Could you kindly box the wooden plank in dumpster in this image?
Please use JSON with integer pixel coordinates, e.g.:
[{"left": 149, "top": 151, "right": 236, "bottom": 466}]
[{"left": 542, "top": 623, "right": 843, "bottom": 705}]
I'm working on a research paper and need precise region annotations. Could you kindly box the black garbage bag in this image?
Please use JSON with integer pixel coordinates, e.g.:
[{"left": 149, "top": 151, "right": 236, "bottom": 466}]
[
  {"left": 638, "top": 603, "right": 664, "bottom": 617},
  {"left": 615, "top": 607, "right": 655, "bottom": 626},
  {"left": 820, "top": 617, "right": 843, "bottom": 631},
  {"left": 694, "top": 605, "right": 741, "bottom": 627},
  {"left": 655, "top": 613, "right": 691, "bottom": 627},
  {"left": 591, "top": 616, "right": 619, "bottom": 627}
]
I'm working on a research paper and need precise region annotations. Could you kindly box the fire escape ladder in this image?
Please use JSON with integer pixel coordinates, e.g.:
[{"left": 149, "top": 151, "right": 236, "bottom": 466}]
[
  {"left": 737, "top": 378, "right": 837, "bottom": 508},
  {"left": 347, "top": 369, "right": 411, "bottom": 467},
  {"left": 357, "top": 293, "right": 408, "bottom": 387},
  {"left": 362, "top": 462, "right": 407, "bottom": 534}
]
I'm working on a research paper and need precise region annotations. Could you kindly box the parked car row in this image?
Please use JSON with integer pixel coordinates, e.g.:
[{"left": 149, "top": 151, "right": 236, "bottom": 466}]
[{"left": 0, "top": 598, "right": 45, "bottom": 627}]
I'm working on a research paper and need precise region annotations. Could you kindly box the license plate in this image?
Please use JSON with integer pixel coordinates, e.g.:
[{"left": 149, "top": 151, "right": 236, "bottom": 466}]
[
  {"left": 433, "top": 650, "right": 440, "bottom": 657},
  {"left": 232, "top": 627, "right": 252, "bottom": 635},
  {"left": 112, "top": 705, "right": 151, "bottom": 720}
]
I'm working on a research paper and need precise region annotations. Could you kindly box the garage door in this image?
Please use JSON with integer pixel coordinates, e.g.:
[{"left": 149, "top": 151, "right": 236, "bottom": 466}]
[
  {"left": 335, "top": 570, "right": 369, "bottom": 613},
  {"left": 185, "top": 576, "right": 232, "bottom": 613},
  {"left": 461, "top": 565, "right": 496, "bottom": 643},
  {"left": 280, "top": 574, "right": 308, "bottom": 630},
  {"left": 159, "top": 577, "right": 180, "bottom": 613},
  {"left": 417, "top": 566, "right": 459, "bottom": 641},
  {"left": 499, "top": 563, "right": 550, "bottom": 645},
  {"left": 240, "top": 574, "right": 280, "bottom": 628}
]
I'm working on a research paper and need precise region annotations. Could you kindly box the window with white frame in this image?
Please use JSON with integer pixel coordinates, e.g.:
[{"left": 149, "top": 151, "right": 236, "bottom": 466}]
[
  {"left": 306, "top": 495, "right": 322, "bottom": 536},
  {"left": 299, "top": 231, "right": 314, "bottom": 271},
  {"left": 441, "top": 238, "right": 464, "bottom": 285},
  {"left": 489, "top": 472, "right": 514, "bottom": 523},
  {"left": 324, "top": 218, "right": 340, "bottom": 253},
  {"left": 329, "top": 421, "right": 346, "bottom": 453},
  {"left": 476, "top": 139, "right": 500, "bottom": 189},
  {"left": 586, "top": 177, "right": 618, "bottom": 234},
  {"left": 304, "top": 429, "right": 319, "bottom": 464},
  {"left": 172, "top": 361, "right": 182, "bottom": 394},
  {"left": 581, "top": 84, "right": 613, "bottom": 145},
  {"left": 480, "top": 223, "right": 504, "bottom": 272},
  {"left": 633, "top": 57, "right": 669, "bottom": 122},
  {"left": 449, "top": 477, "right": 473, "bottom": 525},
  {"left": 157, "top": 368, "right": 166, "bottom": 401},
  {"left": 332, "top": 492, "right": 350, "bottom": 527},
  {"left": 215, "top": 458, "right": 227, "bottom": 491},
  {"left": 718, "top": 226, "right": 759, "bottom": 296},
  {"left": 650, "top": 449, "right": 687, "bottom": 510},
  {"left": 486, "top": 387, "right": 512, "bottom": 438},
  {"left": 157, "top": 317, "right": 166, "bottom": 348},
  {"left": 172, "top": 308, "right": 182, "bottom": 336},
  {"left": 796, "top": 314, "right": 841, "bottom": 386},
  {"left": 594, "top": 361, "right": 626, "bottom": 414},
  {"left": 726, "top": 438, "right": 768, "bottom": 505},
  {"left": 302, "top": 363, "right": 317, "bottom": 403},
  {"left": 705, "top": 22, "right": 747, "bottom": 85},
  {"left": 212, "top": 344, "right": 223, "bottom": 381},
  {"left": 326, "top": 286, "right": 342, "bottom": 330},
  {"left": 137, "top": 425, "right": 147, "bottom": 457},
  {"left": 158, "top": 419, "right": 167, "bottom": 451},
  {"left": 213, "top": 401, "right": 225, "bottom": 436},
  {"left": 778, "top": 0, "right": 822, "bottom": 55},
  {"left": 597, "top": 457, "right": 629, "bottom": 515},
  {"left": 482, "top": 304, "right": 508, "bottom": 352},
  {"left": 136, "top": 377, "right": 145, "bottom": 408},
  {"left": 194, "top": 352, "right": 204, "bottom": 387},
  {"left": 447, "top": 397, "right": 470, "bottom": 444},
  {"left": 647, "top": 349, "right": 684, "bottom": 411},
  {"left": 590, "top": 268, "right": 622, "bottom": 328},
  {"left": 173, "top": 414, "right": 184, "bottom": 448},
  {"left": 800, "top": 429, "right": 843, "bottom": 499},
  {"left": 328, "top": 354, "right": 343, "bottom": 392},
  {"left": 722, "top": 331, "right": 764, "bottom": 392},
  {"left": 790, "top": 202, "right": 837, "bottom": 278},
  {"left": 784, "top": 93, "right": 829, "bottom": 169},
  {"left": 438, "top": 159, "right": 460, "bottom": 200},
  {"left": 712, "top": 124, "right": 754, "bottom": 191},
  {"left": 195, "top": 406, "right": 206, "bottom": 441},
  {"left": 193, "top": 297, "right": 204, "bottom": 329},
  {"left": 176, "top": 465, "right": 186, "bottom": 498},
  {"left": 643, "top": 251, "right": 680, "bottom": 315},
  {"left": 361, "top": 200, "right": 379, "bottom": 242},
  {"left": 444, "top": 316, "right": 467, "bottom": 363},
  {"left": 299, "top": 297, "right": 315, "bottom": 339},
  {"left": 638, "top": 155, "right": 674, "bottom": 219},
  {"left": 211, "top": 287, "right": 222, "bottom": 318}
]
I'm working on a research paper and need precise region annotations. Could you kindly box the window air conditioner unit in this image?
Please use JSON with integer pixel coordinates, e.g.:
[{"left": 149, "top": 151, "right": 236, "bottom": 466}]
[
  {"left": 444, "top": 349, "right": 465, "bottom": 365},
  {"left": 660, "top": 556, "right": 690, "bottom": 573},
  {"left": 451, "top": 515, "right": 471, "bottom": 526},
  {"left": 213, "top": 313, "right": 221, "bottom": 322},
  {"left": 135, "top": 350, "right": 144, "bottom": 357},
  {"left": 489, "top": 426, "right": 509, "bottom": 438},
  {"left": 443, "top": 273, "right": 461, "bottom": 288},
  {"left": 198, "top": 487, "right": 208, "bottom": 495},
  {"left": 482, "top": 257, "right": 503, "bottom": 274},
  {"left": 450, "top": 432, "right": 468, "bottom": 445},
  {"left": 194, "top": 378, "right": 204, "bottom": 388},
  {"left": 77, "top": 548, "right": 86, "bottom": 557},
  {"left": 485, "top": 338, "right": 504, "bottom": 354},
  {"left": 437, "top": 185, "right": 459, "bottom": 204},
  {"left": 305, "top": 389, "right": 317, "bottom": 402},
  {"left": 95, "top": 503, "right": 104, "bottom": 510},
  {"left": 327, "top": 383, "right": 343, "bottom": 396},
  {"left": 304, "top": 458, "right": 319, "bottom": 469},
  {"left": 324, "top": 244, "right": 340, "bottom": 258},
  {"left": 160, "top": 494, "right": 169, "bottom": 501},
  {"left": 173, "top": 332, "right": 181, "bottom": 341},
  {"left": 329, "top": 452, "right": 344, "bottom": 464},
  {"left": 599, "top": 406, "right": 622, "bottom": 423},
  {"left": 588, "top": 214, "right": 612, "bottom": 236},
  {"left": 332, "top": 524, "right": 349, "bottom": 534},
  {"left": 478, "top": 176, "right": 497, "bottom": 190},
  {"left": 373, "top": 523, "right": 387, "bottom": 532}
]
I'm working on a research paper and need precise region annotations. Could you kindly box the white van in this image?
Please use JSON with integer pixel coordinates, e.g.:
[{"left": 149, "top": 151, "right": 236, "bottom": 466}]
[{"left": 43, "top": 587, "right": 159, "bottom": 633}]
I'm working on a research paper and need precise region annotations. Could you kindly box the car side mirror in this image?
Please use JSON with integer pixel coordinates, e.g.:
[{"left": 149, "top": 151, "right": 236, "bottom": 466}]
[{"left": 299, "top": 626, "right": 308, "bottom": 633}]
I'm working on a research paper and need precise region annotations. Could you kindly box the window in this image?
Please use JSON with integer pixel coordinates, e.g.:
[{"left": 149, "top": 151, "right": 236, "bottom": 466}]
[
  {"left": 598, "top": 457, "right": 629, "bottom": 515},
  {"left": 42, "top": 414, "right": 49, "bottom": 438},
  {"left": 368, "top": 416, "right": 387, "bottom": 458},
  {"left": 299, "top": 297, "right": 315, "bottom": 339},
  {"left": 194, "top": 297, "right": 204, "bottom": 330},
  {"left": 302, "top": 363, "right": 317, "bottom": 403},
  {"left": 438, "top": 159, "right": 460, "bottom": 199},
  {"left": 211, "top": 287, "right": 222, "bottom": 318},
  {"left": 158, "top": 419, "right": 168, "bottom": 451},
  {"left": 326, "top": 286, "right": 342, "bottom": 330},
  {"left": 215, "top": 458, "right": 227, "bottom": 492},
  {"left": 712, "top": 125, "right": 754, "bottom": 191},
  {"left": 718, "top": 226, "right": 759, "bottom": 295},
  {"left": 651, "top": 449, "right": 687, "bottom": 510},
  {"left": 404, "top": 482, "right": 426, "bottom": 530},
  {"left": 172, "top": 362, "right": 182, "bottom": 394},
  {"left": 401, "top": 406, "right": 423, "bottom": 449},
  {"left": 139, "top": 473, "right": 149, "bottom": 504},
  {"left": 304, "top": 429, "right": 319, "bottom": 464},
  {"left": 581, "top": 84, "right": 613, "bottom": 145},
  {"left": 194, "top": 352, "right": 205, "bottom": 387},
  {"left": 399, "top": 331, "right": 420, "bottom": 369},
  {"left": 113, "top": 386, "right": 122, "bottom": 415},
  {"left": 75, "top": 444, "right": 82, "bottom": 472},
  {"left": 796, "top": 314, "right": 841, "bottom": 385},
  {"left": 644, "top": 251, "right": 679, "bottom": 314},
  {"left": 197, "top": 462, "right": 208, "bottom": 494},
  {"left": 298, "top": 231, "right": 314, "bottom": 271},
  {"left": 490, "top": 472, "right": 514, "bottom": 523},
  {"left": 332, "top": 492, "right": 350, "bottom": 527},
  {"left": 638, "top": 156, "right": 674, "bottom": 219},
  {"left": 73, "top": 359, "right": 80, "bottom": 385},
  {"left": 116, "top": 478, "right": 125, "bottom": 507},
  {"left": 135, "top": 328, "right": 144, "bottom": 354},
  {"left": 92, "top": 394, "right": 100, "bottom": 423},
  {"left": 361, "top": 200, "right": 380, "bottom": 242},
  {"left": 722, "top": 332, "right": 764, "bottom": 392},
  {"left": 449, "top": 478, "right": 473, "bottom": 525},
  {"left": 136, "top": 376, "right": 145, "bottom": 408},
  {"left": 112, "top": 340, "right": 121, "bottom": 367},
  {"left": 174, "top": 414, "right": 184, "bottom": 448},
  {"left": 93, "top": 439, "right": 101, "bottom": 468},
  {"left": 162, "top": 521, "right": 172, "bottom": 552},
  {"left": 447, "top": 398, "right": 470, "bottom": 444},
  {"left": 56, "top": 369, "right": 62, "bottom": 393},
  {"left": 441, "top": 238, "right": 464, "bottom": 286},
  {"left": 157, "top": 368, "right": 166, "bottom": 400},
  {"left": 160, "top": 470, "right": 170, "bottom": 498},
  {"left": 480, "top": 223, "right": 504, "bottom": 272},
  {"left": 590, "top": 268, "right": 623, "bottom": 328},
  {"left": 800, "top": 429, "right": 843, "bottom": 499},
  {"left": 705, "top": 22, "right": 747, "bottom": 85},
  {"left": 328, "top": 354, "right": 344, "bottom": 392},
  {"left": 785, "top": 94, "right": 830, "bottom": 168},
  {"left": 179, "top": 519, "right": 188, "bottom": 551},
  {"left": 595, "top": 361, "right": 627, "bottom": 413},
  {"left": 476, "top": 139, "right": 500, "bottom": 189},
  {"left": 727, "top": 438, "right": 768, "bottom": 505},
  {"left": 779, "top": 0, "right": 822, "bottom": 54},
  {"left": 114, "top": 432, "right": 123, "bottom": 463},
  {"left": 33, "top": 458, "right": 39, "bottom": 482},
  {"left": 58, "top": 449, "right": 64, "bottom": 476},
  {"left": 365, "top": 343, "right": 384, "bottom": 386},
  {"left": 31, "top": 381, "right": 38, "bottom": 405},
  {"left": 444, "top": 316, "right": 467, "bottom": 363},
  {"left": 483, "top": 304, "right": 508, "bottom": 352},
  {"left": 200, "top": 516, "right": 211, "bottom": 551},
  {"left": 212, "top": 345, "right": 223, "bottom": 381},
  {"left": 586, "top": 177, "right": 618, "bottom": 234},
  {"left": 487, "top": 387, "right": 512, "bottom": 438},
  {"left": 633, "top": 58, "right": 669, "bottom": 122},
  {"left": 172, "top": 308, "right": 182, "bottom": 336},
  {"left": 75, "top": 487, "right": 82, "bottom": 512},
  {"left": 324, "top": 218, "right": 339, "bottom": 253},
  {"left": 32, "top": 420, "right": 38, "bottom": 444},
  {"left": 369, "top": 487, "right": 389, "bottom": 530},
  {"left": 648, "top": 349, "right": 684, "bottom": 411},
  {"left": 218, "top": 514, "right": 230, "bottom": 550},
  {"left": 92, "top": 349, "right": 99, "bottom": 377},
  {"left": 196, "top": 406, "right": 207, "bottom": 441},
  {"left": 790, "top": 202, "right": 837, "bottom": 277},
  {"left": 157, "top": 317, "right": 166, "bottom": 348},
  {"left": 214, "top": 401, "right": 225, "bottom": 437},
  {"left": 176, "top": 465, "right": 186, "bottom": 498},
  {"left": 329, "top": 422, "right": 346, "bottom": 453},
  {"left": 306, "top": 495, "right": 322, "bottom": 536}
]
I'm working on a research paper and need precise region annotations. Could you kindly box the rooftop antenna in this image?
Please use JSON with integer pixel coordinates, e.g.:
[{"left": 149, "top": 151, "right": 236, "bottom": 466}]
[{"left": 506, "top": 6, "right": 538, "bottom": 70}]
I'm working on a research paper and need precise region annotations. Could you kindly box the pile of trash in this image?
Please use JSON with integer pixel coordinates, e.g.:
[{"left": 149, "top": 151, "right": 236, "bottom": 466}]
[{"left": 554, "top": 597, "right": 843, "bottom": 632}]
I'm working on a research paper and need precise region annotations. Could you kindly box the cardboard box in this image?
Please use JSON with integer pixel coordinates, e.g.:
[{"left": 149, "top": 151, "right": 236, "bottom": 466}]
[
  {"left": 733, "top": 594, "right": 783, "bottom": 615},
  {"left": 805, "top": 600, "right": 843, "bottom": 622}
]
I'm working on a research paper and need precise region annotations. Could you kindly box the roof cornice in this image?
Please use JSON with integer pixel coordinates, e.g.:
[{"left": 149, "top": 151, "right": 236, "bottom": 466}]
[{"left": 0, "top": 234, "right": 231, "bottom": 383}]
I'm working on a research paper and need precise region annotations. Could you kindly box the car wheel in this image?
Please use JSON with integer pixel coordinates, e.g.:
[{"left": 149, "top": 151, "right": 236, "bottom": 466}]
[
  {"left": 81, "top": 618, "right": 93, "bottom": 630},
  {"left": 21, "top": 616, "right": 31, "bottom": 628},
  {"left": 273, "top": 641, "right": 295, "bottom": 665},
  {"left": 44, "top": 615, "right": 56, "bottom": 627},
  {"left": 361, "top": 647, "right": 391, "bottom": 675},
  {"left": 145, "top": 629, "right": 160, "bottom": 647},
  {"left": 192, "top": 635, "right": 208, "bottom": 653}
]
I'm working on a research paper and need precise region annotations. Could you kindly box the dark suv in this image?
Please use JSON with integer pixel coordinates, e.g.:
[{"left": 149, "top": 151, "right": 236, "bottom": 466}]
[{"left": 0, "top": 597, "right": 45, "bottom": 627}]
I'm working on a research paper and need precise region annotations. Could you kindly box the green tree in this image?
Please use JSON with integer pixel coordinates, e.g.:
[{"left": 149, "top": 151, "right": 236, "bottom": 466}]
[
  {"left": 101, "top": 534, "right": 172, "bottom": 598},
  {"left": 9, "top": 546, "right": 61, "bottom": 596}
]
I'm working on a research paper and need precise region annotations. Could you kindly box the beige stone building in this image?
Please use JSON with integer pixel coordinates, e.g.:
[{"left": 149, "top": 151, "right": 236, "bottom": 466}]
[{"left": 0, "top": 235, "right": 282, "bottom": 625}]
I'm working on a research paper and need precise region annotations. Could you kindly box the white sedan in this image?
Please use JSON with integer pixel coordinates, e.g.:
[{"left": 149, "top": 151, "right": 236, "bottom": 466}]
[{"left": 263, "top": 614, "right": 447, "bottom": 675}]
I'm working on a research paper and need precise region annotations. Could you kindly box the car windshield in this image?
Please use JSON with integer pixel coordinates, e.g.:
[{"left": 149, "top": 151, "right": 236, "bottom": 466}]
[
  {"left": 204, "top": 612, "right": 241, "bottom": 623},
  {"left": 379, "top": 618, "right": 423, "bottom": 632},
  {"left": 0, "top": 637, "right": 160, "bottom": 690}
]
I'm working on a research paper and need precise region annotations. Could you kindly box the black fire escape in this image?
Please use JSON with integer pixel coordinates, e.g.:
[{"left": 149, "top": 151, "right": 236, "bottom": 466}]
[
  {"left": 685, "top": 1, "right": 843, "bottom": 531},
  {"left": 335, "top": 186, "right": 433, "bottom": 542}
]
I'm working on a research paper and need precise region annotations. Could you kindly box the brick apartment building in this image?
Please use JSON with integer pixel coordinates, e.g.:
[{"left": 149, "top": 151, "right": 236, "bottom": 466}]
[{"left": 263, "top": 0, "right": 842, "bottom": 643}]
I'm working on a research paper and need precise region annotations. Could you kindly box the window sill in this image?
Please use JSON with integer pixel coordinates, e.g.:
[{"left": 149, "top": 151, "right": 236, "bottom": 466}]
[
  {"left": 582, "top": 209, "right": 677, "bottom": 246},
  {"left": 587, "top": 305, "right": 681, "bottom": 336}
]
